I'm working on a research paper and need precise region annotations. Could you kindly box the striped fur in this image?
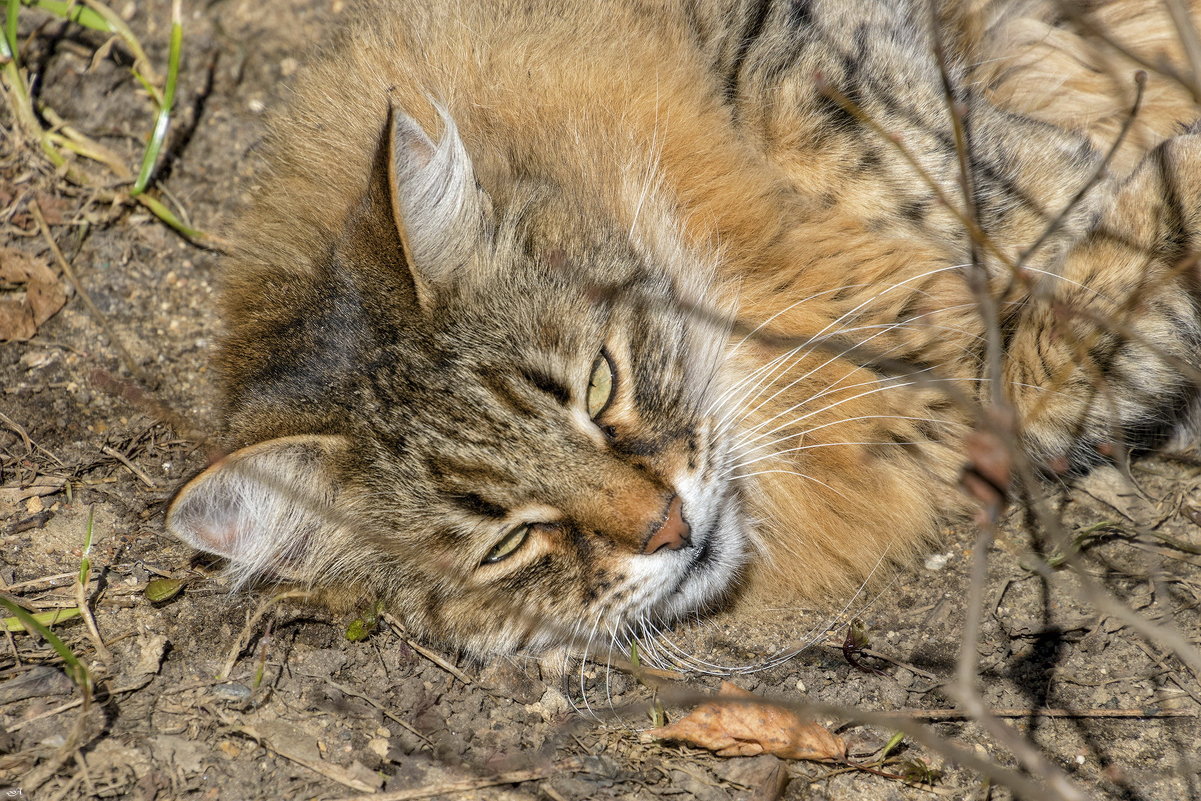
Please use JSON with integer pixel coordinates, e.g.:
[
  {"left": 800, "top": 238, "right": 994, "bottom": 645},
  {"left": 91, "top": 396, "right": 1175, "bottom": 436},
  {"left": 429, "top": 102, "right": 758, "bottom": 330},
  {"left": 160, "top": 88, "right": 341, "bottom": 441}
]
[{"left": 168, "top": 0, "right": 1201, "bottom": 657}]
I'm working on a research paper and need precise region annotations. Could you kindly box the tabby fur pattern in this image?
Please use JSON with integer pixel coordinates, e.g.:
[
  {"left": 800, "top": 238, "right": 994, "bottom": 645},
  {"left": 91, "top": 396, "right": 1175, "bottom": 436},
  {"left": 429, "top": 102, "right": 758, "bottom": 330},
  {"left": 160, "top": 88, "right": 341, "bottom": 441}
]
[{"left": 168, "top": 0, "right": 1201, "bottom": 657}]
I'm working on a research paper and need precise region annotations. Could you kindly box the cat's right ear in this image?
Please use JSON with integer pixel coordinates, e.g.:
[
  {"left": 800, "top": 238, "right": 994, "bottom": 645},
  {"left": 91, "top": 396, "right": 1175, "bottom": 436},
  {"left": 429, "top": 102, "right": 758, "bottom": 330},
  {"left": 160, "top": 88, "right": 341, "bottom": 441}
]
[
  {"left": 165, "top": 435, "right": 349, "bottom": 585},
  {"left": 387, "top": 103, "right": 488, "bottom": 308}
]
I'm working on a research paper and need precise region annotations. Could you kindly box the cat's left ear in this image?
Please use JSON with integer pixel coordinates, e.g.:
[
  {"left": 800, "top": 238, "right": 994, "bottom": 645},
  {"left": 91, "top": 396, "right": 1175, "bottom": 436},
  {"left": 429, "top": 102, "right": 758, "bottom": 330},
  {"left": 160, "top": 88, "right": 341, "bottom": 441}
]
[
  {"left": 387, "top": 103, "right": 489, "bottom": 307},
  {"left": 165, "top": 435, "right": 350, "bottom": 584}
]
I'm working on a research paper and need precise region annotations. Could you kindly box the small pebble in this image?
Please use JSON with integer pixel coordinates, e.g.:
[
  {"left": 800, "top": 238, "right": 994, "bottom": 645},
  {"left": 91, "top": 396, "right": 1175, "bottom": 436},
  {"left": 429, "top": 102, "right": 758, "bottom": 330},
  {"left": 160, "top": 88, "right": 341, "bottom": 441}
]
[
  {"left": 924, "top": 552, "right": 951, "bottom": 571},
  {"left": 212, "top": 683, "right": 253, "bottom": 702}
]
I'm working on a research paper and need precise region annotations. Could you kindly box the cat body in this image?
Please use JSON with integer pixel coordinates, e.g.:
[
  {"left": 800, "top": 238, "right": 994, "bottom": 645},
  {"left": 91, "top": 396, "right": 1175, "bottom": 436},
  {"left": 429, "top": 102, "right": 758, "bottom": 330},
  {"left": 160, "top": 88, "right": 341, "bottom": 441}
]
[{"left": 168, "top": 0, "right": 1201, "bottom": 656}]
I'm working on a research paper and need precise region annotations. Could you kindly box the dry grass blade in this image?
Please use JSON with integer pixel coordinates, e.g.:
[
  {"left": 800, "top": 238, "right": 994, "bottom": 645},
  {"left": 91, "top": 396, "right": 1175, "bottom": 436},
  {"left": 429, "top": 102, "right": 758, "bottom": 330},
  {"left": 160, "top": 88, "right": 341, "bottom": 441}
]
[
  {"left": 30, "top": 201, "right": 148, "bottom": 385},
  {"left": 218, "top": 589, "right": 314, "bottom": 680},
  {"left": 322, "top": 758, "right": 585, "bottom": 801}
]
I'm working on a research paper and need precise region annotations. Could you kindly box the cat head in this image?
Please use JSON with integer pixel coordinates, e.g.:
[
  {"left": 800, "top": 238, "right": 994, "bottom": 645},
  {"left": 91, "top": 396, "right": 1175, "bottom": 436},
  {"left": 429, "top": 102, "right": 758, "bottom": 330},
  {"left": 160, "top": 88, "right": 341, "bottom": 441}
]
[{"left": 167, "top": 103, "right": 752, "bottom": 656}]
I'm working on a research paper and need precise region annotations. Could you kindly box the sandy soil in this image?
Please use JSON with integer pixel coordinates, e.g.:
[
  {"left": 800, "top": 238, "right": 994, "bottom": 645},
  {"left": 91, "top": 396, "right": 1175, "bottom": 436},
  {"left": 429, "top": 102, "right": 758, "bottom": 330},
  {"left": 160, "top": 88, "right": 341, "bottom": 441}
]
[{"left": 1, "top": 1, "right": 1199, "bottom": 799}]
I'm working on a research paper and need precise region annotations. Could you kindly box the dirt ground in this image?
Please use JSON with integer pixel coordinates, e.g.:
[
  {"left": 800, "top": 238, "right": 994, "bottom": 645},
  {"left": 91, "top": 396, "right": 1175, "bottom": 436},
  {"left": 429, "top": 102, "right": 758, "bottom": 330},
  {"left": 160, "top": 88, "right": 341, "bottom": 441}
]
[{"left": 2, "top": 1, "right": 1200, "bottom": 799}]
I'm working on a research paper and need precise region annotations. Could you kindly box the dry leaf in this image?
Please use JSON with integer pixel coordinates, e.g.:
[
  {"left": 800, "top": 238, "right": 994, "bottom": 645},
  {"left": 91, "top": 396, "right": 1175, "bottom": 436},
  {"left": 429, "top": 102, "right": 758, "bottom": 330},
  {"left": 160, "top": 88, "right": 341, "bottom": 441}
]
[
  {"left": 0, "top": 476, "right": 67, "bottom": 504},
  {"left": 643, "top": 681, "right": 845, "bottom": 761},
  {"left": 0, "top": 248, "right": 68, "bottom": 341}
]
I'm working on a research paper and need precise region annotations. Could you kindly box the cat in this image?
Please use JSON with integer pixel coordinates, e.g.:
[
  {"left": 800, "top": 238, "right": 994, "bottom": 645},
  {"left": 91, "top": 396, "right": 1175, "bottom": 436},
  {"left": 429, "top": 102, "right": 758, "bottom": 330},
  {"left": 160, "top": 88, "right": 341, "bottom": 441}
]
[{"left": 166, "top": 0, "right": 1201, "bottom": 658}]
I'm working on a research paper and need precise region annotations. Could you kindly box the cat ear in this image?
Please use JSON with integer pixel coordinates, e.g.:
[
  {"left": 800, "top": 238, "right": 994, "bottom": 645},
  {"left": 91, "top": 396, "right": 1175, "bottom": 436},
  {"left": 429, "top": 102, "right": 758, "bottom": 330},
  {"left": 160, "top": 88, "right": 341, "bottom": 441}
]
[
  {"left": 387, "top": 103, "right": 487, "bottom": 305},
  {"left": 165, "top": 435, "right": 349, "bottom": 585}
]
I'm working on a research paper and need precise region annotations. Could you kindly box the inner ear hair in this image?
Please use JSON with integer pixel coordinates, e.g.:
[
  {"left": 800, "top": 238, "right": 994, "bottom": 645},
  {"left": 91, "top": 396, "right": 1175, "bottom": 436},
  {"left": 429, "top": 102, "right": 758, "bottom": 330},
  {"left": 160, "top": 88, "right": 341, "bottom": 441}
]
[
  {"left": 164, "top": 435, "right": 350, "bottom": 587},
  {"left": 386, "top": 101, "right": 487, "bottom": 306}
]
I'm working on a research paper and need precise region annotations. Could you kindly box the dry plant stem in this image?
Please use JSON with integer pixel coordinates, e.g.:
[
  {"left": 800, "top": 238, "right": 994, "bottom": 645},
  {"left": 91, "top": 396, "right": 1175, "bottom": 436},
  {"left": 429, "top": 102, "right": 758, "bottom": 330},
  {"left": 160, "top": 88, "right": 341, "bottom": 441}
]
[
  {"left": 218, "top": 717, "right": 378, "bottom": 793},
  {"left": 323, "top": 758, "right": 585, "bottom": 801},
  {"left": 30, "top": 202, "right": 149, "bottom": 385},
  {"left": 949, "top": 521, "right": 1084, "bottom": 801},
  {"left": 1166, "top": 0, "right": 1201, "bottom": 86},
  {"left": 1010, "top": 461, "right": 1201, "bottom": 695},
  {"left": 78, "top": 0, "right": 161, "bottom": 90},
  {"left": 7, "top": 682, "right": 145, "bottom": 732},
  {"left": 1131, "top": 640, "right": 1201, "bottom": 707},
  {"left": 1035, "top": 556, "right": 1201, "bottom": 682},
  {"left": 99, "top": 444, "right": 160, "bottom": 489},
  {"left": 1009, "top": 71, "right": 1146, "bottom": 281},
  {"left": 218, "top": 589, "right": 313, "bottom": 680},
  {"left": 382, "top": 613, "right": 474, "bottom": 685},
  {"left": 901, "top": 707, "right": 1198, "bottom": 720},
  {"left": 1060, "top": 0, "right": 1201, "bottom": 102},
  {"left": 0, "top": 410, "right": 34, "bottom": 453},
  {"left": 815, "top": 80, "right": 1014, "bottom": 273},
  {"left": 19, "top": 683, "right": 93, "bottom": 794},
  {"left": 73, "top": 575, "right": 112, "bottom": 665},
  {"left": 804, "top": 763, "right": 959, "bottom": 797},
  {"left": 88, "top": 370, "right": 216, "bottom": 457},
  {"left": 307, "top": 675, "right": 435, "bottom": 748},
  {"left": 927, "top": 3, "right": 1004, "bottom": 410},
  {"left": 819, "top": 642, "right": 938, "bottom": 680}
]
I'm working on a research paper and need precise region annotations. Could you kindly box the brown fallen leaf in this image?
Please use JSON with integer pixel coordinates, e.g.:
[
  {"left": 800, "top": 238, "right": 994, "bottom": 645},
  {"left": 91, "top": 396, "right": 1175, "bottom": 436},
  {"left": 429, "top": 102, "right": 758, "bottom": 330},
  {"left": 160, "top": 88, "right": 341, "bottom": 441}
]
[
  {"left": 0, "top": 248, "right": 68, "bottom": 341},
  {"left": 642, "top": 681, "right": 846, "bottom": 761}
]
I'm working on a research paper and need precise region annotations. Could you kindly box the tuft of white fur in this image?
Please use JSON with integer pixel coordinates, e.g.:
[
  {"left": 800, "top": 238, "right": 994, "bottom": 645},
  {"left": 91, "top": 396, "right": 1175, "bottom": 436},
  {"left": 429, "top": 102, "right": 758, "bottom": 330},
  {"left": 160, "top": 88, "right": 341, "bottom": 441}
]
[{"left": 390, "top": 102, "right": 484, "bottom": 281}]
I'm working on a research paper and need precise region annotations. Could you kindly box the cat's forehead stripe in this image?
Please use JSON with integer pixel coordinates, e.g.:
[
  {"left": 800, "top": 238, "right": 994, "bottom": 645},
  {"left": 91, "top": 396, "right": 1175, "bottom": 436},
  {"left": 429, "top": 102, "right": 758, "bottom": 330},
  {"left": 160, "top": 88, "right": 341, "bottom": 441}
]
[
  {"left": 448, "top": 491, "right": 509, "bottom": 519},
  {"left": 516, "top": 365, "right": 572, "bottom": 405},
  {"left": 473, "top": 368, "right": 545, "bottom": 418}
]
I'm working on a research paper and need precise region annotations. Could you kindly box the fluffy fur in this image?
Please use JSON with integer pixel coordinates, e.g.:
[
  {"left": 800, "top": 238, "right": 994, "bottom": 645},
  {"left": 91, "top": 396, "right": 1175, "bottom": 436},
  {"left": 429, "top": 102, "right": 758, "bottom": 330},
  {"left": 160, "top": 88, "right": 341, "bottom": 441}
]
[{"left": 168, "top": 0, "right": 1201, "bottom": 657}]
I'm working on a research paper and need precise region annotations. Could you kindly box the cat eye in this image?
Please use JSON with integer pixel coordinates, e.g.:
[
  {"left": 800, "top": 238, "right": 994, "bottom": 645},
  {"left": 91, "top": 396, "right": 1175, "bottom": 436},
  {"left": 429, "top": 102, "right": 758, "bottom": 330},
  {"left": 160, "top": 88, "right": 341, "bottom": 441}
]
[
  {"left": 482, "top": 524, "right": 530, "bottom": 565},
  {"left": 586, "top": 350, "right": 616, "bottom": 419}
]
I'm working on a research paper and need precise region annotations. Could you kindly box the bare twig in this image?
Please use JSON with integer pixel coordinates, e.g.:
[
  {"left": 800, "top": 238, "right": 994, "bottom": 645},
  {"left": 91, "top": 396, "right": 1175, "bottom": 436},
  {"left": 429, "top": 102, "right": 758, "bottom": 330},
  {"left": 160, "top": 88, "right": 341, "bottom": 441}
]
[
  {"left": 100, "top": 444, "right": 160, "bottom": 490},
  {"left": 218, "top": 590, "right": 313, "bottom": 680},
  {"left": 323, "top": 757, "right": 585, "bottom": 801},
  {"left": 30, "top": 201, "right": 148, "bottom": 385},
  {"left": 898, "top": 706, "right": 1197, "bottom": 720},
  {"left": 382, "top": 613, "right": 474, "bottom": 685}
]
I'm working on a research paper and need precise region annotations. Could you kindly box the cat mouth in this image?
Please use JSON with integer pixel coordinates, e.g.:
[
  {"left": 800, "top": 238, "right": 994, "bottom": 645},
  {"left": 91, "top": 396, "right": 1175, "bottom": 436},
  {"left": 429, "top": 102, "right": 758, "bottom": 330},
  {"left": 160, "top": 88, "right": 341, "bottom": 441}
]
[{"left": 640, "top": 496, "right": 746, "bottom": 622}]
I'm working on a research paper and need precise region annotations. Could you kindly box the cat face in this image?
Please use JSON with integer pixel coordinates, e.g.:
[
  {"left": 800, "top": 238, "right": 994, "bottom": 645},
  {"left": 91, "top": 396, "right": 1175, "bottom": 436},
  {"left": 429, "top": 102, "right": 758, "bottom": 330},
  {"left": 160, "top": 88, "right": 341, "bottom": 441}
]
[{"left": 167, "top": 106, "right": 751, "bottom": 655}]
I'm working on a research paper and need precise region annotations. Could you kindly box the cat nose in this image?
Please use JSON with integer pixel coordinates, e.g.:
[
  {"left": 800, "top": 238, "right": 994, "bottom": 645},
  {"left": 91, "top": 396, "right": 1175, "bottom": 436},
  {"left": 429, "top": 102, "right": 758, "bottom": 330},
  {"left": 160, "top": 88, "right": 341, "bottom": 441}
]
[{"left": 642, "top": 495, "right": 691, "bottom": 554}]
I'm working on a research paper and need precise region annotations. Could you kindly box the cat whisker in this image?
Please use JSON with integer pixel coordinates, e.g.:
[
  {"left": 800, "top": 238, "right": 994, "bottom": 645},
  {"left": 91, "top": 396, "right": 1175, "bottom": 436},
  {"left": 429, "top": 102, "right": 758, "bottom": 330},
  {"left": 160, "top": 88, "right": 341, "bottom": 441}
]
[
  {"left": 716, "top": 262, "right": 972, "bottom": 402},
  {"left": 728, "top": 542, "right": 897, "bottom": 675},
  {"left": 726, "top": 360, "right": 951, "bottom": 448},
  {"left": 722, "top": 281, "right": 880, "bottom": 363},
  {"left": 722, "top": 302, "right": 985, "bottom": 436},
  {"left": 602, "top": 618, "right": 619, "bottom": 710},
  {"left": 577, "top": 604, "right": 610, "bottom": 719},
  {"left": 702, "top": 279, "right": 966, "bottom": 427},
  {"left": 728, "top": 378, "right": 932, "bottom": 454},
  {"left": 729, "top": 468, "right": 854, "bottom": 501},
  {"left": 726, "top": 436, "right": 941, "bottom": 476}
]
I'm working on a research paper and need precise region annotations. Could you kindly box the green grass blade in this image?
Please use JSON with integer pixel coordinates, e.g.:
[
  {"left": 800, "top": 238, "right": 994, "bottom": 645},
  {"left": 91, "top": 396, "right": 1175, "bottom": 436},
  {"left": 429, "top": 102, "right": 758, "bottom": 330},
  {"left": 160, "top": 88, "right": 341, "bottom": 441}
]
[
  {"left": 21, "top": 0, "right": 111, "bottom": 32},
  {"left": 0, "top": 597, "right": 89, "bottom": 687},
  {"left": 80, "top": 0, "right": 158, "bottom": 85},
  {"left": 3, "top": 606, "right": 82, "bottom": 631},
  {"left": 135, "top": 193, "right": 204, "bottom": 240},
  {"left": 880, "top": 731, "right": 906, "bottom": 760},
  {"left": 132, "top": 0, "right": 181, "bottom": 195},
  {"left": 79, "top": 505, "right": 94, "bottom": 585},
  {"left": 4, "top": 0, "right": 21, "bottom": 66}
]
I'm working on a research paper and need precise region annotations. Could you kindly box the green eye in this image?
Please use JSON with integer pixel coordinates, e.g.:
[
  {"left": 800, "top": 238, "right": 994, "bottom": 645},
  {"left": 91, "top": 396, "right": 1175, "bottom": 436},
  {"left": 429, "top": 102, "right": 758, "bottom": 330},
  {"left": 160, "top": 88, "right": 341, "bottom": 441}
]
[
  {"left": 483, "top": 524, "right": 530, "bottom": 565},
  {"left": 587, "top": 350, "right": 615, "bottom": 418}
]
